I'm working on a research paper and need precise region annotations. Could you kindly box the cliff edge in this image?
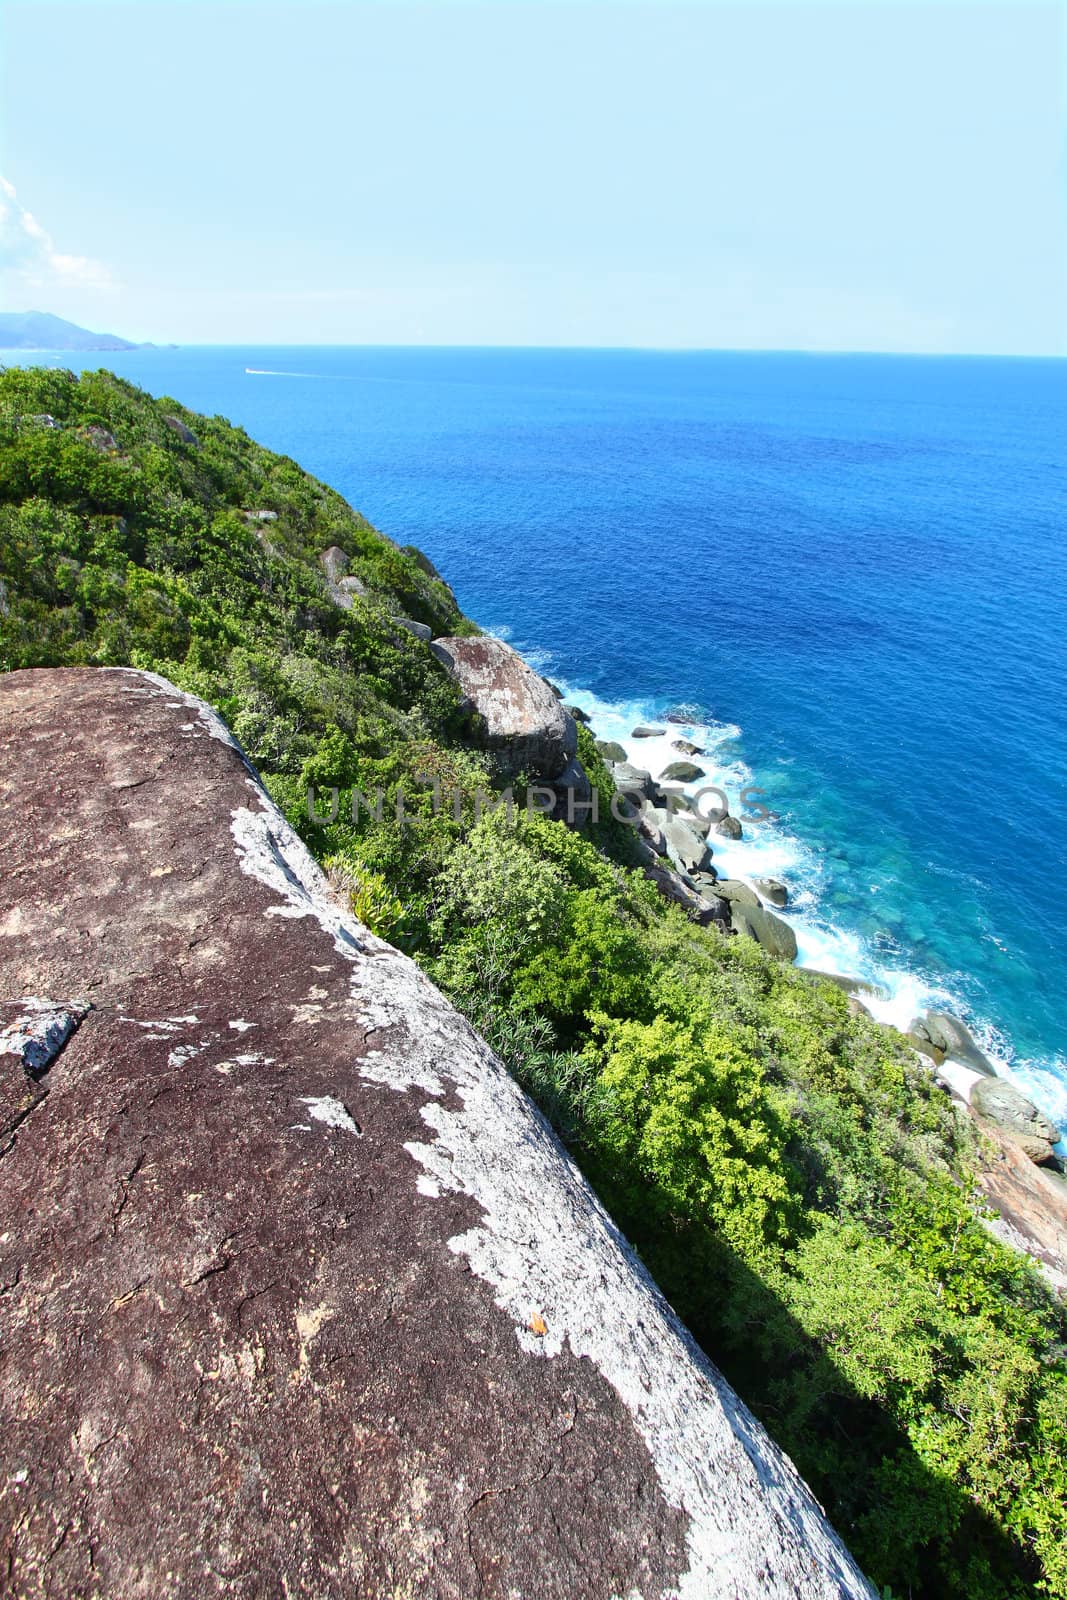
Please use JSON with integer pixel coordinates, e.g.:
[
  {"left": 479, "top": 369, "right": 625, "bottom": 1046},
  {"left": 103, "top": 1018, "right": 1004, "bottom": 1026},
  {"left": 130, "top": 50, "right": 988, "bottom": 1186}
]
[{"left": 0, "top": 667, "right": 873, "bottom": 1600}]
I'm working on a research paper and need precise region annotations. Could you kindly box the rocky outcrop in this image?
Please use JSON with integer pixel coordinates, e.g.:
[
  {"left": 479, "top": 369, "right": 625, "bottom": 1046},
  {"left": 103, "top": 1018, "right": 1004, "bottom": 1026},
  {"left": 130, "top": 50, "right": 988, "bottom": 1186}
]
[
  {"left": 710, "top": 878, "right": 761, "bottom": 908},
  {"left": 913, "top": 1012, "right": 997, "bottom": 1076},
  {"left": 756, "top": 877, "right": 789, "bottom": 907},
  {"left": 715, "top": 814, "right": 743, "bottom": 840},
  {"left": 731, "top": 903, "right": 799, "bottom": 962},
  {"left": 596, "top": 739, "right": 627, "bottom": 763},
  {"left": 162, "top": 415, "right": 199, "bottom": 446},
  {"left": 661, "top": 760, "right": 705, "bottom": 783},
  {"left": 0, "top": 667, "right": 871, "bottom": 1600},
  {"left": 431, "top": 637, "right": 578, "bottom": 780},
  {"left": 320, "top": 545, "right": 369, "bottom": 609},
  {"left": 971, "top": 1077, "right": 1062, "bottom": 1151}
]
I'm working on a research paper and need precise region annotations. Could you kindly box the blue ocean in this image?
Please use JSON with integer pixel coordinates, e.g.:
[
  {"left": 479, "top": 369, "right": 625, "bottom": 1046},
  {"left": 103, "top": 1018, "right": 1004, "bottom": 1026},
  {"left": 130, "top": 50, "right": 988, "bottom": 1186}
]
[{"left": 11, "top": 346, "right": 1067, "bottom": 1122}]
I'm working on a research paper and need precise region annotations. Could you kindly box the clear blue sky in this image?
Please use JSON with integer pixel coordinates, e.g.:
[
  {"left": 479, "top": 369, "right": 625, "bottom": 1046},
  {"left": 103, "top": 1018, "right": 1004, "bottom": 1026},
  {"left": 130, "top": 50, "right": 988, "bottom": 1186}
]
[{"left": 1, "top": 0, "right": 1064, "bottom": 353}]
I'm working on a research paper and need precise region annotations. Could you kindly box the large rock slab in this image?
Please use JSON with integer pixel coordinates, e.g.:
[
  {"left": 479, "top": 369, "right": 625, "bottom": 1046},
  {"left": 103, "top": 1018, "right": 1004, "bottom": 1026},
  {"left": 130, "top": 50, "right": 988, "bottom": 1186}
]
[
  {"left": 431, "top": 637, "right": 577, "bottom": 780},
  {"left": 971, "top": 1077, "right": 1061, "bottom": 1146},
  {"left": 731, "top": 904, "right": 799, "bottom": 962},
  {"left": 0, "top": 667, "right": 872, "bottom": 1600}
]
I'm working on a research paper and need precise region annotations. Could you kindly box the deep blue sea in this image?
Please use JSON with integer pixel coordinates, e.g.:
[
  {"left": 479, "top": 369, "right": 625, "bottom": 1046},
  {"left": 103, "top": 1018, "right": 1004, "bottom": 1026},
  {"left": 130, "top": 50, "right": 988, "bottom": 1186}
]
[{"left": 9, "top": 346, "right": 1067, "bottom": 1122}]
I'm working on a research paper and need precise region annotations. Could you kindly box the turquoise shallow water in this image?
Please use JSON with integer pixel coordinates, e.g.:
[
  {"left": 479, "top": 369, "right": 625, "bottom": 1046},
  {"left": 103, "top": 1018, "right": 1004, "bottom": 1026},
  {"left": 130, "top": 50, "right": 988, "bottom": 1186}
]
[{"left": 8, "top": 345, "right": 1067, "bottom": 1120}]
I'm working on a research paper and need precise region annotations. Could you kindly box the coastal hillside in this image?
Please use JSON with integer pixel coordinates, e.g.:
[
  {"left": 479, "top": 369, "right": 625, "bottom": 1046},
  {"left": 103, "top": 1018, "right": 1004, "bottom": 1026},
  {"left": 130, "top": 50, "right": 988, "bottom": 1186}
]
[{"left": 2, "top": 368, "right": 1067, "bottom": 1599}]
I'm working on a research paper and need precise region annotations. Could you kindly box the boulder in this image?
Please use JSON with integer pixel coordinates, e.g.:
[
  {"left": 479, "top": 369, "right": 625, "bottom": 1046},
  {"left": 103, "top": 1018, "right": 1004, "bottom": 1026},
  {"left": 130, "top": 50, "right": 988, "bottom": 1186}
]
[
  {"left": 564, "top": 703, "right": 591, "bottom": 725},
  {"left": 339, "top": 573, "right": 369, "bottom": 599},
  {"left": 596, "top": 739, "right": 628, "bottom": 763},
  {"left": 0, "top": 667, "right": 870, "bottom": 1600},
  {"left": 914, "top": 1012, "right": 997, "bottom": 1076},
  {"left": 905, "top": 1032, "right": 946, "bottom": 1066},
  {"left": 395, "top": 616, "right": 432, "bottom": 642},
  {"left": 430, "top": 637, "right": 577, "bottom": 780},
  {"left": 1008, "top": 1133, "right": 1060, "bottom": 1168},
  {"left": 162, "top": 415, "right": 199, "bottom": 446},
  {"left": 662, "top": 815, "right": 713, "bottom": 875},
  {"left": 612, "top": 762, "right": 658, "bottom": 803},
  {"left": 800, "top": 970, "right": 891, "bottom": 1003},
  {"left": 551, "top": 757, "right": 593, "bottom": 824},
  {"left": 81, "top": 424, "right": 119, "bottom": 452},
  {"left": 755, "top": 878, "right": 788, "bottom": 908},
  {"left": 731, "top": 904, "right": 798, "bottom": 962},
  {"left": 692, "top": 867, "right": 721, "bottom": 889},
  {"left": 320, "top": 545, "right": 350, "bottom": 585},
  {"left": 660, "top": 760, "right": 706, "bottom": 783},
  {"left": 971, "top": 1077, "right": 1061, "bottom": 1147},
  {"left": 671, "top": 739, "right": 705, "bottom": 757},
  {"left": 631, "top": 724, "right": 665, "bottom": 739},
  {"left": 712, "top": 878, "right": 760, "bottom": 908},
  {"left": 715, "top": 814, "right": 743, "bottom": 840},
  {"left": 639, "top": 813, "right": 668, "bottom": 857},
  {"left": 642, "top": 864, "right": 730, "bottom": 930}
]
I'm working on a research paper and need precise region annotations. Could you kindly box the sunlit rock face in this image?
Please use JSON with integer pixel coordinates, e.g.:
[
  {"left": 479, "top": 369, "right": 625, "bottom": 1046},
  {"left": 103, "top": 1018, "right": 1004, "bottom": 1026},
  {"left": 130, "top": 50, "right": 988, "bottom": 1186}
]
[{"left": 0, "top": 666, "right": 874, "bottom": 1600}]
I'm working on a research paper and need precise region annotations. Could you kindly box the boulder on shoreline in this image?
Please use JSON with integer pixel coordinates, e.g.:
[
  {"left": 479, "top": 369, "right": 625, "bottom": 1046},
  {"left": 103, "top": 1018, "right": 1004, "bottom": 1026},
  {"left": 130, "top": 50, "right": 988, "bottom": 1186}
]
[
  {"left": 631, "top": 724, "right": 665, "bottom": 738},
  {"left": 715, "top": 814, "right": 743, "bottom": 841},
  {"left": 661, "top": 760, "right": 706, "bottom": 783},
  {"left": 755, "top": 877, "right": 789, "bottom": 907},
  {"left": 661, "top": 814, "right": 713, "bottom": 876},
  {"left": 971, "top": 1077, "right": 1061, "bottom": 1148},
  {"left": 799, "top": 970, "right": 891, "bottom": 1003},
  {"left": 671, "top": 738, "right": 705, "bottom": 756},
  {"left": 611, "top": 762, "right": 660, "bottom": 803},
  {"left": 596, "top": 739, "right": 627, "bottom": 763},
  {"left": 731, "top": 904, "right": 798, "bottom": 962},
  {"left": 712, "top": 879, "right": 761, "bottom": 908},
  {"left": 913, "top": 1012, "right": 998, "bottom": 1077}
]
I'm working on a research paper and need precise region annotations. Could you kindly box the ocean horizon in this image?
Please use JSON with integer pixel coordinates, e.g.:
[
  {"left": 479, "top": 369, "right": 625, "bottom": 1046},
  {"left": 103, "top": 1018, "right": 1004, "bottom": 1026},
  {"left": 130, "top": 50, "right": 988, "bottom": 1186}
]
[{"left": 8, "top": 342, "right": 1066, "bottom": 1127}]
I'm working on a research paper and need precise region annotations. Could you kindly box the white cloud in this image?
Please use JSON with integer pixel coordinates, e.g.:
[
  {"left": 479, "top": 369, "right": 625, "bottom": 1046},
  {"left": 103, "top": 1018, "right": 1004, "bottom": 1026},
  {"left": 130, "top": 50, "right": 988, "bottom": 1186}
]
[{"left": 0, "top": 176, "right": 113, "bottom": 291}]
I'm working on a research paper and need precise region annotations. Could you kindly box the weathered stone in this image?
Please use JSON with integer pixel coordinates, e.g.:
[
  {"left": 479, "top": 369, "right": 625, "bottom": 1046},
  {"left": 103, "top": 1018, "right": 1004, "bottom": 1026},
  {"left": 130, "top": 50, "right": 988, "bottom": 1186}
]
[
  {"left": 564, "top": 703, "right": 591, "bottom": 724},
  {"left": 915, "top": 1012, "right": 997, "bottom": 1076},
  {"left": 162, "top": 415, "right": 199, "bottom": 446},
  {"left": 551, "top": 757, "right": 593, "bottom": 824},
  {"left": 755, "top": 878, "right": 789, "bottom": 908},
  {"left": 642, "top": 863, "right": 730, "bottom": 930},
  {"left": 320, "top": 545, "right": 350, "bottom": 585},
  {"left": 671, "top": 739, "right": 704, "bottom": 757},
  {"left": 612, "top": 762, "right": 658, "bottom": 803},
  {"left": 711, "top": 879, "right": 760, "bottom": 908},
  {"left": 731, "top": 904, "right": 798, "bottom": 962},
  {"left": 596, "top": 739, "right": 628, "bottom": 763},
  {"left": 661, "top": 760, "right": 705, "bottom": 783},
  {"left": 631, "top": 724, "right": 665, "bottom": 739},
  {"left": 395, "top": 616, "right": 432, "bottom": 642},
  {"left": 81, "top": 424, "right": 118, "bottom": 452},
  {"left": 715, "top": 814, "right": 743, "bottom": 840},
  {"left": 0, "top": 999, "right": 89, "bottom": 1078},
  {"left": 971, "top": 1077, "right": 1061, "bottom": 1146},
  {"left": 800, "top": 970, "right": 891, "bottom": 1003},
  {"left": 906, "top": 1031, "right": 946, "bottom": 1066},
  {"left": 430, "top": 637, "right": 577, "bottom": 780},
  {"left": 0, "top": 667, "right": 871, "bottom": 1600},
  {"left": 662, "top": 815, "right": 713, "bottom": 876}
]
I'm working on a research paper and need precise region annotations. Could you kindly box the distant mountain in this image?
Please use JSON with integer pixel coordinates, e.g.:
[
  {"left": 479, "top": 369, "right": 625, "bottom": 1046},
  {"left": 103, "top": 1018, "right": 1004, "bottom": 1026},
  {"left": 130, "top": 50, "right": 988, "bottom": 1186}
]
[{"left": 0, "top": 311, "right": 140, "bottom": 351}]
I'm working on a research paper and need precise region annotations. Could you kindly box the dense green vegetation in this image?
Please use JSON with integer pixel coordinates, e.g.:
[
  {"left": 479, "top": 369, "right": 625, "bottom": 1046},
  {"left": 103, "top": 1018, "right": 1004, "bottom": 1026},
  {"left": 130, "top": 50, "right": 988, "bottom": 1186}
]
[{"left": 3, "top": 367, "right": 1066, "bottom": 1599}]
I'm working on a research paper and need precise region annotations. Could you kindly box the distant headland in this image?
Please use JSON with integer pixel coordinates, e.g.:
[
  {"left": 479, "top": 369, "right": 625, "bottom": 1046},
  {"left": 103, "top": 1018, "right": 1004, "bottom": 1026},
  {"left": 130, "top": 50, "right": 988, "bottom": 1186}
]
[{"left": 0, "top": 310, "right": 163, "bottom": 352}]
